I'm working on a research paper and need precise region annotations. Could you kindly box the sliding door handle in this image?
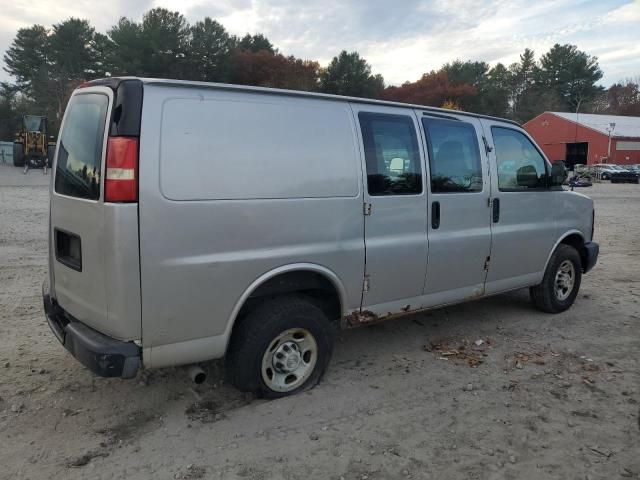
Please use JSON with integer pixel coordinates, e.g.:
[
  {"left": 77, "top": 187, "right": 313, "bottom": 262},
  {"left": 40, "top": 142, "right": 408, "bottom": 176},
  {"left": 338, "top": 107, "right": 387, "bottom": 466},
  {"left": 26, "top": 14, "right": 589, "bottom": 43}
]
[
  {"left": 432, "top": 201, "right": 440, "bottom": 229},
  {"left": 492, "top": 198, "right": 500, "bottom": 223}
]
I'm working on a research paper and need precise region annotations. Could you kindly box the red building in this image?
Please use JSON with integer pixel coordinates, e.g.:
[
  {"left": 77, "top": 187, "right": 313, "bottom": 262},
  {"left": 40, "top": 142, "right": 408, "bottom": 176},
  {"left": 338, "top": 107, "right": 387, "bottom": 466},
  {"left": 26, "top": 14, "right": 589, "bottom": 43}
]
[{"left": 523, "top": 112, "right": 640, "bottom": 168}]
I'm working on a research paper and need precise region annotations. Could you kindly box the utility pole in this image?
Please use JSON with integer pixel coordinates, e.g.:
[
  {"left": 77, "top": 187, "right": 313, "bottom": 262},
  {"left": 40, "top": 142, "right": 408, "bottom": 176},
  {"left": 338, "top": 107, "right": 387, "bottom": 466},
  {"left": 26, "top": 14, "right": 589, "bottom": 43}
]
[{"left": 607, "top": 122, "right": 616, "bottom": 160}]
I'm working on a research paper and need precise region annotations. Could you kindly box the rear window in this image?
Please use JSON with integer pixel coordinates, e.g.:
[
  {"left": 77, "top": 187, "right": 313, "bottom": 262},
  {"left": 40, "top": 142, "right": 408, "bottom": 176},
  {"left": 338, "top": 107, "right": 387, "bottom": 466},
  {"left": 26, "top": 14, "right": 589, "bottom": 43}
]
[{"left": 55, "top": 93, "right": 109, "bottom": 200}]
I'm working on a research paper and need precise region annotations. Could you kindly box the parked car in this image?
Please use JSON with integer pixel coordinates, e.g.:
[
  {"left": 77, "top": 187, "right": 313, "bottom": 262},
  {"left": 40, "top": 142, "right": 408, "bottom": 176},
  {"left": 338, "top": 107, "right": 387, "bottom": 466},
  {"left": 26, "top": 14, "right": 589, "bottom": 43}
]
[
  {"left": 43, "top": 78, "right": 599, "bottom": 398},
  {"left": 592, "top": 163, "right": 621, "bottom": 180},
  {"left": 609, "top": 165, "right": 640, "bottom": 184}
]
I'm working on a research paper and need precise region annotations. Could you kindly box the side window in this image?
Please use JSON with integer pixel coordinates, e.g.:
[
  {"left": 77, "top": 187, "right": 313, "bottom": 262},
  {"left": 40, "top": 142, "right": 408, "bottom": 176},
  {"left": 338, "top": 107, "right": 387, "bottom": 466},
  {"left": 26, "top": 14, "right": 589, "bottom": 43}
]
[
  {"left": 358, "top": 112, "right": 422, "bottom": 196},
  {"left": 492, "top": 127, "right": 548, "bottom": 191},
  {"left": 422, "top": 117, "right": 483, "bottom": 193}
]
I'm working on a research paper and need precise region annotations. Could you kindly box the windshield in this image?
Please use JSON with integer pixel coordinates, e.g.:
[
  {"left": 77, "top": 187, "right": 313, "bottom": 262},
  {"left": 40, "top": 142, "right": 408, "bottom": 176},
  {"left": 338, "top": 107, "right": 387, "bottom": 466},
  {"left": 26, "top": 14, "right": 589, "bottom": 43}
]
[
  {"left": 23, "top": 116, "right": 44, "bottom": 132},
  {"left": 54, "top": 93, "right": 109, "bottom": 200}
]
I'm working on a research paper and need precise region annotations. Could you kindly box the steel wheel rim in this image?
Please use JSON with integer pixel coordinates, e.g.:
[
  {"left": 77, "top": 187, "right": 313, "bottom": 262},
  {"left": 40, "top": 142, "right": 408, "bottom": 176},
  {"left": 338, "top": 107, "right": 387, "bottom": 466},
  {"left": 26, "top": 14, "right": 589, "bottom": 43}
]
[
  {"left": 261, "top": 328, "right": 318, "bottom": 393},
  {"left": 554, "top": 260, "right": 575, "bottom": 301}
]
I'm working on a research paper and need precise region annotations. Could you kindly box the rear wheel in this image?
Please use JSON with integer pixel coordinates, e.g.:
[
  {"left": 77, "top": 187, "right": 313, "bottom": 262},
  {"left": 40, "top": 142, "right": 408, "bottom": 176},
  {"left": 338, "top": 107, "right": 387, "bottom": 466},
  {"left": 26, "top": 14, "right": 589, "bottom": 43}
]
[
  {"left": 530, "top": 244, "right": 582, "bottom": 313},
  {"left": 226, "top": 295, "right": 333, "bottom": 398},
  {"left": 13, "top": 143, "right": 24, "bottom": 167}
]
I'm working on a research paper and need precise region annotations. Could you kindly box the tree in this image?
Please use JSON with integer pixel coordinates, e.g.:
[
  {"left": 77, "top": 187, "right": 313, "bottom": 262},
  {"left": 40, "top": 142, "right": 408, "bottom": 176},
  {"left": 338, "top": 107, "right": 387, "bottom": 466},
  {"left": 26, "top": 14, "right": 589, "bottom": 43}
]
[
  {"left": 509, "top": 48, "right": 539, "bottom": 122},
  {"left": 442, "top": 60, "right": 489, "bottom": 89},
  {"left": 238, "top": 34, "right": 275, "bottom": 53},
  {"left": 441, "top": 60, "right": 515, "bottom": 116},
  {"left": 3, "top": 25, "right": 50, "bottom": 97},
  {"left": 139, "top": 8, "right": 190, "bottom": 78},
  {"left": 107, "top": 18, "right": 145, "bottom": 75},
  {"left": 382, "top": 70, "right": 476, "bottom": 108},
  {"left": 320, "top": 51, "right": 384, "bottom": 98},
  {"left": 187, "top": 18, "right": 235, "bottom": 82},
  {"left": 605, "top": 81, "right": 640, "bottom": 116},
  {"left": 49, "top": 18, "right": 100, "bottom": 120},
  {"left": 92, "top": 33, "right": 114, "bottom": 78},
  {"left": 481, "top": 63, "right": 513, "bottom": 117},
  {"left": 0, "top": 83, "right": 18, "bottom": 140},
  {"left": 230, "top": 50, "right": 320, "bottom": 91},
  {"left": 537, "top": 44, "right": 604, "bottom": 112}
]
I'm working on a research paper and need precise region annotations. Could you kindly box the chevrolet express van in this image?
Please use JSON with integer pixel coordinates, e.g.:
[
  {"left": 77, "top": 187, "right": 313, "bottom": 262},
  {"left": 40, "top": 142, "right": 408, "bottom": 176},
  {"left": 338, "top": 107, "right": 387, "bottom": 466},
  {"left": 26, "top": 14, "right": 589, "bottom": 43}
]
[{"left": 43, "top": 78, "right": 599, "bottom": 398}]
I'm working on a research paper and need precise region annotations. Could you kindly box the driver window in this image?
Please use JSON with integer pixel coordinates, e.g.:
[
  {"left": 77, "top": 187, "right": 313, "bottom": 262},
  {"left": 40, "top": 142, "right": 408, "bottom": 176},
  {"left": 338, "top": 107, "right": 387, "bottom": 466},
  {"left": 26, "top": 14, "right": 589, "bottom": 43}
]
[
  {"left": 422, "top": 117, "right": 483, "bottom": 193},
  {"left": 491, "top": 127, "right": 548, "bottom": 191}
]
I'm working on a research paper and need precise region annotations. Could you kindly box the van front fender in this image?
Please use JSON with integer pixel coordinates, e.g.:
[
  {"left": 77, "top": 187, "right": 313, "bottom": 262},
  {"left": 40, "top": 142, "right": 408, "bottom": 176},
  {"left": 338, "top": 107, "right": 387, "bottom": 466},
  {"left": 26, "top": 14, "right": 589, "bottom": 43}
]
[{"left": 542, "top": 229, "right": 587, "bottom": 274}]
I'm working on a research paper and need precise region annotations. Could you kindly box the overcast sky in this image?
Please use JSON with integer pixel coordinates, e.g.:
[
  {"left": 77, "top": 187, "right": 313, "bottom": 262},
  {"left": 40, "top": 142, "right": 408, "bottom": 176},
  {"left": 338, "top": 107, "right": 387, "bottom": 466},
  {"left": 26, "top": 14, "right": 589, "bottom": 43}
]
[{"left": 1, "top": 0, "right": 638, "bottom": 86}]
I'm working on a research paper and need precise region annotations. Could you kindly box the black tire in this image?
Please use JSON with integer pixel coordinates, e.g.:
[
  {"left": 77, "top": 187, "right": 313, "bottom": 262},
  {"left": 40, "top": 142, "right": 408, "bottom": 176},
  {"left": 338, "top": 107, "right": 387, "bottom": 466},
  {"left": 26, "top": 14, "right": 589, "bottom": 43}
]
[
  {"left": 13, "top": 143, "right": 24, "bottom": 167},
  {"left": 47, "top": 145, "right": 56, "bottom": 164},
  {"left": 226, "top": 295, "right": 334, "bottom": 398},
  {"left": 530, "top": 244, "right": 582, "bottom": 313}
]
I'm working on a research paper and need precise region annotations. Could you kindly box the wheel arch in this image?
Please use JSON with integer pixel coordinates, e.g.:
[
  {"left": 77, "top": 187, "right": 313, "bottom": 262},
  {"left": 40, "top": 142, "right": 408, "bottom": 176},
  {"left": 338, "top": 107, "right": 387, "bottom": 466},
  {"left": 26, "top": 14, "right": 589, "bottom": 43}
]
[
  {"left": 544, "top": 230, "right": 589, "bottom": 273},
  {"left": 223, "top": 263, "right": 348, "bottom": 350}
]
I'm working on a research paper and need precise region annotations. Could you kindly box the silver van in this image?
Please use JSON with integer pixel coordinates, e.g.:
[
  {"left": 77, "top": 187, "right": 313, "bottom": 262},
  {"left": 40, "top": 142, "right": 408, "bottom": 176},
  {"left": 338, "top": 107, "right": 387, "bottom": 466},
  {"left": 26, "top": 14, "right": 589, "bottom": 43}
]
[{"left": 43, "top": 78, "right": 599, "bottom": 398}]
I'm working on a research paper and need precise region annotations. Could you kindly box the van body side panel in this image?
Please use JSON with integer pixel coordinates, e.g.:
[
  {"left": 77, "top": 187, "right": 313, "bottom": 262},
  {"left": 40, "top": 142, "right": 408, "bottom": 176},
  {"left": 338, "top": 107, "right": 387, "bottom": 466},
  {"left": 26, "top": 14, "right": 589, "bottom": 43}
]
[{"left": 138, "top": 85, "right": 365, "bottom": 357}]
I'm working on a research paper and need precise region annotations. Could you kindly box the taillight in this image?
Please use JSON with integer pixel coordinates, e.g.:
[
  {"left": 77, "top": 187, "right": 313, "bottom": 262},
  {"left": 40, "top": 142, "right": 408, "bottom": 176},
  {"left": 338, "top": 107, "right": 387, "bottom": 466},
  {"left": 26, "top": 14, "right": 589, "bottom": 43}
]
[{"left": 105, "top": 137, "right": 138, "bottom": 203}]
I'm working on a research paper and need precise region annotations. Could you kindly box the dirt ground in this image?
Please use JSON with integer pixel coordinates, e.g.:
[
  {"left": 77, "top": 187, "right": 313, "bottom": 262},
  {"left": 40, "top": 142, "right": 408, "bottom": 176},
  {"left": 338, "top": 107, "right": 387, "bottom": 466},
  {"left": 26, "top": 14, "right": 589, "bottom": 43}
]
[{"left": 0, "top": 162, "right": 638, "bottom": 480}]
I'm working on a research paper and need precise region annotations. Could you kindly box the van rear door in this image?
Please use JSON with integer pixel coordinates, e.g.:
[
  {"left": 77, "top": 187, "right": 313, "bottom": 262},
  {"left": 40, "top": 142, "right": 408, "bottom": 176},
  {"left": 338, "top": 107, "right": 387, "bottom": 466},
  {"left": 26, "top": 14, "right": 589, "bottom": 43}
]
[{"left": 49, "top": 84, "right": 142, "bottom": 341}]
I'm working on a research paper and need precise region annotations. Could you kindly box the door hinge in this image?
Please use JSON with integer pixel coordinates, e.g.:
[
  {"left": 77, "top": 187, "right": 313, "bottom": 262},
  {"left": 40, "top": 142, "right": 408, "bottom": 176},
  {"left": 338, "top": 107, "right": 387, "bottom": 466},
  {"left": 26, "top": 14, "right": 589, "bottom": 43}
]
[
  {"left": 363, "top": 202, "right": 372, "bottom": 216},
  {"left": 482, "top": 136, "right": 493, "bottom": 154},
  {"left": 363, "top": 275, "right": 370, "bottom": 292},
  {"left": 483, "top": 256, "right": 491, "bottom": 271}
]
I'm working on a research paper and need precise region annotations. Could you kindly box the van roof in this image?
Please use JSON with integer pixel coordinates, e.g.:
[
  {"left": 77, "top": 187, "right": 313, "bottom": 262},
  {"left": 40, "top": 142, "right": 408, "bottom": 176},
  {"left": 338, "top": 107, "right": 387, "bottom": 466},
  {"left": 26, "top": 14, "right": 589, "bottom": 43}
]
[{"left": 86, "top": 77, "right": 521, "bottom": 127}]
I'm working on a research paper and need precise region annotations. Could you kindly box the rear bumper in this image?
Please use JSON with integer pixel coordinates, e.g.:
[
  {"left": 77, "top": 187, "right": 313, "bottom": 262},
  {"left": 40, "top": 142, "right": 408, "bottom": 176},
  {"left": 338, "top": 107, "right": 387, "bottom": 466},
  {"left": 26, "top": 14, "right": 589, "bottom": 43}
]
[
  {"left": 43, "top": 283, "right": 141, "bottom": 379},
  {"left": 583, "top": 241, "right": 599, "bottom": 274}
]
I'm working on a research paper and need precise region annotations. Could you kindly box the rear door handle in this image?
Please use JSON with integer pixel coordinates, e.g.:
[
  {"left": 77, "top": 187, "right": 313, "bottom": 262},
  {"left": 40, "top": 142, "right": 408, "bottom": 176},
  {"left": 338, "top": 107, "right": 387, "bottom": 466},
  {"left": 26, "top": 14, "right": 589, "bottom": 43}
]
[
  {"left": 431, "top": 201, "right": 440, "bottom": 229},
  {"left": 492, "top": 198, "right": 500, "bottom": 223}
]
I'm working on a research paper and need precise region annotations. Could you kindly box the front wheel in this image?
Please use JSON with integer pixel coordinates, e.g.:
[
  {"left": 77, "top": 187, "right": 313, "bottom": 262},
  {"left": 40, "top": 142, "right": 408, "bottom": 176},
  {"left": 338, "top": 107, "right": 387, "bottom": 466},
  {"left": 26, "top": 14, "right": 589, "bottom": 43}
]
[
  {"left": 530, "top": 244, "right": 582, "bottom": 313},
  {"left": 226, "top": 296, "right": 334, "bottom": 398}
]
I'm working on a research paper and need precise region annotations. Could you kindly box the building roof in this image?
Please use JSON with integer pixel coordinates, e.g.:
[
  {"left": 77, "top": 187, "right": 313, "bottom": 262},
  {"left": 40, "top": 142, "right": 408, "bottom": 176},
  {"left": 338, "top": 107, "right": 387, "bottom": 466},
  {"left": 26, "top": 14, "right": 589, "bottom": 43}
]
[{"left": 550, "top": 112, "right": 640, "bottom": 138}]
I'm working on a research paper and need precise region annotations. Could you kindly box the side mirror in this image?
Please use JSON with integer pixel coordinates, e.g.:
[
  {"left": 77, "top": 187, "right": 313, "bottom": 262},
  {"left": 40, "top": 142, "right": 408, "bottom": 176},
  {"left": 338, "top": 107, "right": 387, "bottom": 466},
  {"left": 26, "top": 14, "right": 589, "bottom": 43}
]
[
  {"left": 516, "top": 165, "right": 539, "bottom": 187},
  {"left": 549, "top": 160, "right": 568, "bottom": 187}
]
